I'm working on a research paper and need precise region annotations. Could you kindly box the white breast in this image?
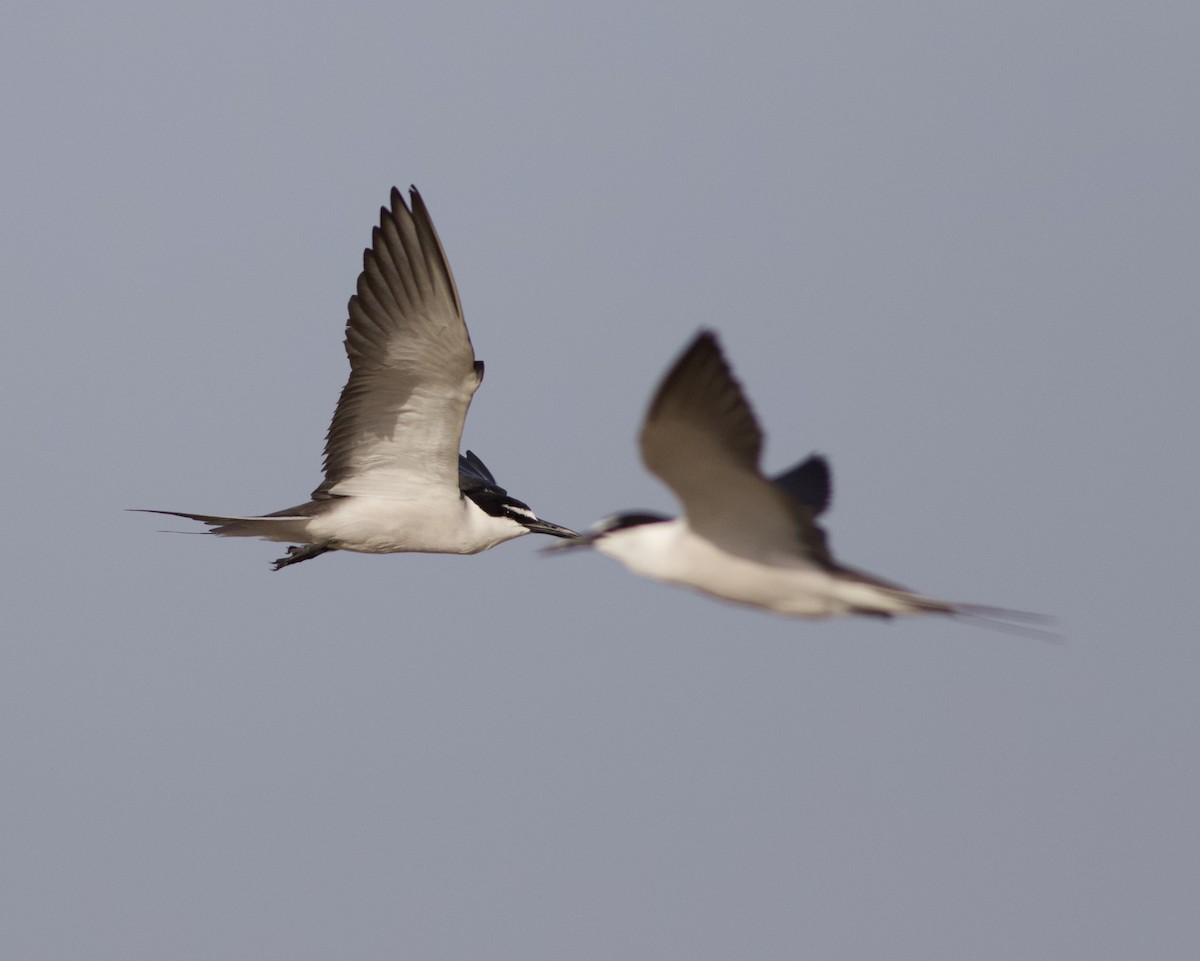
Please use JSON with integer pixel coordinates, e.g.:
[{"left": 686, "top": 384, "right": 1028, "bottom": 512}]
[{"left": 307, "top": 493, "right": 527, "bottom": 555}]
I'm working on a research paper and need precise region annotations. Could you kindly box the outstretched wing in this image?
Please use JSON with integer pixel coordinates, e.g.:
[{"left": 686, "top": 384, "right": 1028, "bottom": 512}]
[
  {"left": 639, "top": 331, "right": 834, "bottom": 565},
  {"left": 315, "top": 187, "right": 481, "bottom": 500}
]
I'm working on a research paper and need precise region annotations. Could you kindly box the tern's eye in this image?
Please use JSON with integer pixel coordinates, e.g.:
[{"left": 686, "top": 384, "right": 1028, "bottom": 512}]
[{"left": 504, "top": 504, "right": 538, "bottom": 522}]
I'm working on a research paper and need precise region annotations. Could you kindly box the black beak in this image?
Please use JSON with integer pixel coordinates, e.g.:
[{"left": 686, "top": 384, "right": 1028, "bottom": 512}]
[
  {"left": 540, "top": 531, "right": 600, "bottom": 553},
  {"left": 522, "top": 518, "right": 579, "bottom": 539}
]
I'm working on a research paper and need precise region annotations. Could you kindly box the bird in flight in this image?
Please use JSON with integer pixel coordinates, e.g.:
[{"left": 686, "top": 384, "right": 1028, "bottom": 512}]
[
  {"left": 558, "top": 331, "right": 1048, "bottom": 634},
  {"left": 136, "top": 187, "right": 575, "bottom": 569}
]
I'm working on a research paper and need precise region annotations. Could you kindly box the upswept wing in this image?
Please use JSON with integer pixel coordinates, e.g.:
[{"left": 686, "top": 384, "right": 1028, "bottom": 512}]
[
  {"left": 772, "top": 454, "right": 831, "bottom": 516},
  {"left": 639, "top": 331, "right": 834, "bottom": 565},
  {"left": 315, "top": 187, "right": 480, "bottom": 499}
]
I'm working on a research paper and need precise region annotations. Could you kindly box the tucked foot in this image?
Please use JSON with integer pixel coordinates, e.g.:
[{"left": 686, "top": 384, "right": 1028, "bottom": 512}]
[{"left": 271, "top": 544, "right": 335, "bottom": 571}]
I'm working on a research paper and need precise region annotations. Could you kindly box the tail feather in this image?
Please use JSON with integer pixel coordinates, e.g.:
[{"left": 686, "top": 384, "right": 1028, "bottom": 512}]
[
  {"left": 946, "top": 604, "right": 1060, "bottom": 642},
  {"left": 880, "top": 590, "right": 1058, "bottom": 641},
  {"left": 130, "top": 508, "right": 311, "bottom": 541},
  {"left": 835, "top": 566, "right": 1055, "bottom": 639}
]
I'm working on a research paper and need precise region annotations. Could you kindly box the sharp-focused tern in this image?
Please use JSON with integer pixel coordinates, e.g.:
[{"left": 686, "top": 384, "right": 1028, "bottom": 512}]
[
  {"left": 559, "top": 331, "right": 1047, "bottom": 632},
  {"left": 137, "top": 187, "right": 575, "bottom": 569}
]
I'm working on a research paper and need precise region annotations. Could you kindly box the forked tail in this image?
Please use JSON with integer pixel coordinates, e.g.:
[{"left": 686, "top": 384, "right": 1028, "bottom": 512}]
[{"left": 129, "top": 508, "right": 313, "bottom": 542}]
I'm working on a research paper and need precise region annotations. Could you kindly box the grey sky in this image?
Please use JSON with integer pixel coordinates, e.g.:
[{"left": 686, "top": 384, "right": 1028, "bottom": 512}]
[{"left": 2, "top": 1, "right": 1197, "bottom": 958}]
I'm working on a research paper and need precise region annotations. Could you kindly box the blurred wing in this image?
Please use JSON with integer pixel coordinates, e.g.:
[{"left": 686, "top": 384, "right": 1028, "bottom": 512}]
[
  {"left": 315, "top": 187, "right": 480, "bottom": 499},
  {"left": 639, "top": 331, "right": 834, "bottom": 565},
  {"left": 772, "top": 454, "right": 831, "bottom": 516}
]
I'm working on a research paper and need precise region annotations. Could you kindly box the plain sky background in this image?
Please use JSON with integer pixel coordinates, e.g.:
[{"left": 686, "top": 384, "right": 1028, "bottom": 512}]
[{"left": 3, "top": 2, "right": 1197, "bottom": 958}]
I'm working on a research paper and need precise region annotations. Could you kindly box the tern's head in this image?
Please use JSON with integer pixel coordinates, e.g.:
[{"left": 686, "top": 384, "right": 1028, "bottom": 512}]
[
  {"left": 545, "top": 510, "right": 673, "bottom": 551},
  {"left": 458, "top": 451, "right": 576, "bottom": 541},
  {"left": 500, "top": 495, "right": 578, "bottom": 538},
  {"left": 467, "top": 487, "right": 577, "bottom": 540}
]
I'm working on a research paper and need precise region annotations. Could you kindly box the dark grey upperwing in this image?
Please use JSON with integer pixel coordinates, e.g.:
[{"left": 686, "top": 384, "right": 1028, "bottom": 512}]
[
  {"left": 765, "top": 453, "right": 838, "bottom": 569},
  {"left": 772, "top": 454, "right": 831, "bottom": 516},
  {"left": 458, "top": 449, "right": 514, "bottom": 517},
  {"left": 456, "top": 450, "right": 577, "bottom": 538},
  {"left": 769, "top": 454, "right": 908, "bottom": 588},
  {"left": 773, "top": 455, "right": 924, "bottom": 597},
  {"left": 458, "top": 449, "right": 499, "bottom": 490}
]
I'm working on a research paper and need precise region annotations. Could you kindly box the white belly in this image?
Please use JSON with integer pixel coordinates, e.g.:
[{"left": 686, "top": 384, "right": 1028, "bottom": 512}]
[
  {"left": 306, "top": 493, "right": 526, "bottom": 555},
  {"left": 594, "top": 520, "right": 898, "bottom": 618}
]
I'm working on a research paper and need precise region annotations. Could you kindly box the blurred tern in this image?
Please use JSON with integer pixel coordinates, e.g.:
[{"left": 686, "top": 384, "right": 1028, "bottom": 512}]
[
  {"left": 137, "top": 187, "right": 575, "bottom": 569},
  {"left": 558, "top": 331, "right": 1047, "bottom": 633}
]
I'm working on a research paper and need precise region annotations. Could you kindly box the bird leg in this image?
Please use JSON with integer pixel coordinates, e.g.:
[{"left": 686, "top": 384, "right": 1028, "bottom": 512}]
[{"left": 271, "top": 544, "right": 335, "bottom": 571}]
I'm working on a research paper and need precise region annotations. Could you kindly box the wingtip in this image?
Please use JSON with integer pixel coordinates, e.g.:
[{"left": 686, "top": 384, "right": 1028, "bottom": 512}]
[
  {"left": 675, "top": 329, "right": 729, "bottom": 375},
  {"left": 683, "top": 328, "right": 721, "bottom": 356},
  {"left": 384, "top": 185, "right": 426, "bottom": 224},
  {"left": 650, "top": 328, "right": 743, "bottom": 420}
]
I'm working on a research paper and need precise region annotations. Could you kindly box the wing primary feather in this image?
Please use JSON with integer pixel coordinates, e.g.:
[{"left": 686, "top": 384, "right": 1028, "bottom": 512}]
[
  {"left": 640, "top": 329, "right": 763, "bottom": 479},
  {"left": 408, "top": 187, "right": 464, "bottom": 319}
]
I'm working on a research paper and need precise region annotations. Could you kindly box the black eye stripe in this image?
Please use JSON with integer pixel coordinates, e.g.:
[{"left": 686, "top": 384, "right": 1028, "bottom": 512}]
[
  {"left": 595, "top": 512, "right": 670, "bottom": 535},
  {"left": 463, "top": 485, "right": 538, "bottom": 522}
]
